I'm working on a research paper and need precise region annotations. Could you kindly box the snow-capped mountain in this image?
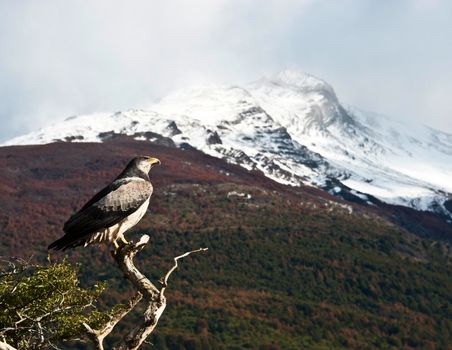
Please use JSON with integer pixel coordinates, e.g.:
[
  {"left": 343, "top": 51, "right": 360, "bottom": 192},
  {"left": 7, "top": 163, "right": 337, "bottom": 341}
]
[{"left": 5, "top": 70, "right": 452, "bottom": 216}]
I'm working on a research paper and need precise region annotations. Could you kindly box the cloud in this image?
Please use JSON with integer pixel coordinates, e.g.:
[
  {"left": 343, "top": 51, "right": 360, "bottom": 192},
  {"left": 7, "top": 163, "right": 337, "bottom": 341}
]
[
  {"left": 412, "top": 0, "right": 442, "bottom": 11},
  {"left": 0, "top": 0, "right": 318, "bottom": 141},
  {"left": 0, "top": 0, "right": 451, "bottom": 141}
]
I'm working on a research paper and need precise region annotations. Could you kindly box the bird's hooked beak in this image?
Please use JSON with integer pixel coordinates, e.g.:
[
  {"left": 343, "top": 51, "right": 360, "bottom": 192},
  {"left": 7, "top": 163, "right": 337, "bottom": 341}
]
[{"left": 147, "top": 157, "right": 161, "bottom": 166}]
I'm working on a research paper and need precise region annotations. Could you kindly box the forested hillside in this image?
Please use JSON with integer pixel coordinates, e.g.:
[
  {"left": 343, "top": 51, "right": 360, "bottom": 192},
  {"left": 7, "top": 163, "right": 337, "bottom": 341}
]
[{"left": 0, "top": 138, "right": 450, "bottom": 349}]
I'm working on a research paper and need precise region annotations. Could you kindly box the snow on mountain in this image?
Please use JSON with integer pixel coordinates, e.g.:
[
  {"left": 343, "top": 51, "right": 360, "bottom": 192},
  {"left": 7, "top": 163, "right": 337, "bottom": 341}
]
[
  {"left": 4, "top": 69, "right": 452, "bottom": 216},
  {"left": 248, "top": 71, "right": 452, "bottom": 213}
]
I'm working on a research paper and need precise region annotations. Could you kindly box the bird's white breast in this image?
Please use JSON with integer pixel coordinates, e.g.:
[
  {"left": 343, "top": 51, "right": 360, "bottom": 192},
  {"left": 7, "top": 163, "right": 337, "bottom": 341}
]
[
  {"left": 118, "top": 197, "right": 150, "bottom": 233},
  {"left": 86, "top": 197, "right": 150, "bottom": 246}
]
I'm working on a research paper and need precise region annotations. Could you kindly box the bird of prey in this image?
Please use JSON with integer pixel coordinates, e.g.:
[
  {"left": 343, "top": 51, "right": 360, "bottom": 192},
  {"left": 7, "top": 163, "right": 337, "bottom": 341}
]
[{"left": 48, "top": 156, "right": 160, "bottom": 251}]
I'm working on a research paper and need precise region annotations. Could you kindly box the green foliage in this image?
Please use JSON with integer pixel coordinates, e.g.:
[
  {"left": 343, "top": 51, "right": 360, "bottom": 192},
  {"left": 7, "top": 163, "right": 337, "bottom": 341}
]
[{"left": 0, "top": 259, "right": 109, "bottom": 349}]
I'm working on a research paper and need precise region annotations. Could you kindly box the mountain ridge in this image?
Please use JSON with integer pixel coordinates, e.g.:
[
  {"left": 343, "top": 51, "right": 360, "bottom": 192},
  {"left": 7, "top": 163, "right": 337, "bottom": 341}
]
[{"left": 4, "top": 69, "right": 452, "bottom": 217}]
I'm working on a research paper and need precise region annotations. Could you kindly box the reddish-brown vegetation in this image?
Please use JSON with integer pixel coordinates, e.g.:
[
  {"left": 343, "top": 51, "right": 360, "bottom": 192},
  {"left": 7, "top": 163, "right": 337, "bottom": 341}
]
[{"left": 0, "top": 137, "right": 451, "bottom": 349}]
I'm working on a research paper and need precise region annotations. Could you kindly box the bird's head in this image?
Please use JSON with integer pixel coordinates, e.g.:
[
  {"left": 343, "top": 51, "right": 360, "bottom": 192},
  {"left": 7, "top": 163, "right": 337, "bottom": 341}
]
[{"left": 133, "top": 156, "right": 161, "bottom": 174}]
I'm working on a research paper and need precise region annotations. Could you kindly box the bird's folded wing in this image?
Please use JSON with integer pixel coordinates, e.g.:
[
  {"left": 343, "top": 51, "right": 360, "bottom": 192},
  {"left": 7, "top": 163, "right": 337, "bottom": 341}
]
[
  {"left": 95, "top": 180, "right": 153, "bottom": 211},
  {"left": 63, "top": 179, "right": 153, "bottom": 237}
]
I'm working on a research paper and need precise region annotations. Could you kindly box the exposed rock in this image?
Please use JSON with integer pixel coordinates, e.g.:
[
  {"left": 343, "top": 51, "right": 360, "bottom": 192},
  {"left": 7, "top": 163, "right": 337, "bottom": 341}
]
[
  {"left": 165, "top": 121, "right": 182, "bottom": 136},
  {"left": 206, "top": 130, "right": 222, "bottom": 145},
  {"left": 64, "top": 135, "right": 84, "bottom": 142}
]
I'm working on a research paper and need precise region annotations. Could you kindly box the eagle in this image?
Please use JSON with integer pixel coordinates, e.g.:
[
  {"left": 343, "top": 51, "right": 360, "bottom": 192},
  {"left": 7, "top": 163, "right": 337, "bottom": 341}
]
[{"left": 48, "top": 156, "right": 161, "bottom": 251}]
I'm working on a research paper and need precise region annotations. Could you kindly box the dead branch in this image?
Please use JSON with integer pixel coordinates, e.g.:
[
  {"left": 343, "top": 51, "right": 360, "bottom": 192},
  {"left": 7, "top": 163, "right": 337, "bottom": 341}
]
[
  {"left": 82, "top": 292, "right": 142, "bottom": 350},
  {"left": 159, "top": 247, "right": 209, "bottom": 300},
  {"left": 0, "top": 340, "right": 17, "bottom": 350},
  {"left": 85, "top": 235, "right": 208, "bottom": 350}
]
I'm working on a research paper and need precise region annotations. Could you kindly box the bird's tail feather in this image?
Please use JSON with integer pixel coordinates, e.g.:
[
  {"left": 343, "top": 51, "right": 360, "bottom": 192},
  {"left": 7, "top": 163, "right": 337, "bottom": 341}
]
[{"left": 48, "top": 235, "right": 86, "bottom": 250}]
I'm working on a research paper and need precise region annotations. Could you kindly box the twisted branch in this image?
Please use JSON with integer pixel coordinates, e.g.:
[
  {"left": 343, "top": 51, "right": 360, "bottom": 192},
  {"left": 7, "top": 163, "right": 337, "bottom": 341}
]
[
  {"left": 83, "top": 292, "right": 142, "bottom": 350},
  {"left": 0, "top": 341, "right": 17, "bottom": 350},
  {"left": 85, "top": 235, "right": 208, "bottom": 350}
]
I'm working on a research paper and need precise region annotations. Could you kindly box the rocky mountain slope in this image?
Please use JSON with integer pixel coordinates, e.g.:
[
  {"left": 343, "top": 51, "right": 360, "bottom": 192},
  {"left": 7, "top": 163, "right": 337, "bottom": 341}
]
[{"left": 5, "top": 70, "right": 452, "bottom": 217}]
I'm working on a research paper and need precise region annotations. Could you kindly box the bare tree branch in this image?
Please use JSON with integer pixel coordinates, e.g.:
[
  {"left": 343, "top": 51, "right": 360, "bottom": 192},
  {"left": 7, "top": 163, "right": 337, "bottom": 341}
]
[
  {"left": 0, "top": 340, "right": 17, "bottom": 350},
  {"left": 102, "top": 235, "right": 208, "bottom": 350},
  {"left": 81, "top": 235, "right": 208, "bottom": 350},
  {"left": 82, "top": 292, "right": 142, "bottom": 350},
  {"left": 159, "top": 247, "right": 209, "bottom": 301}
]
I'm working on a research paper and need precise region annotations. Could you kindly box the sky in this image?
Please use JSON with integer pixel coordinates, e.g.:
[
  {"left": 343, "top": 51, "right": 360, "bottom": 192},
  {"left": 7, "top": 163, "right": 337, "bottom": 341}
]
[{"left": 0, "top": 0, "right": 451, "bottom": 142}]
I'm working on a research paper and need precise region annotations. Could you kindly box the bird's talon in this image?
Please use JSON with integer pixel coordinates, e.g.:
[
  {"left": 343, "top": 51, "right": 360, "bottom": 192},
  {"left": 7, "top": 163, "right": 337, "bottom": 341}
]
[{"left": 120, "top": 236, "right": 130, "bottom": 245}]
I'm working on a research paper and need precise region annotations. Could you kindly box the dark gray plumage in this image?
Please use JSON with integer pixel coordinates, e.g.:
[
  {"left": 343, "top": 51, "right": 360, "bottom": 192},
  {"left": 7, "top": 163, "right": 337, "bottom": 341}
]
[{"left": 48, "top": 156, "right": 160, "bottom": 251}]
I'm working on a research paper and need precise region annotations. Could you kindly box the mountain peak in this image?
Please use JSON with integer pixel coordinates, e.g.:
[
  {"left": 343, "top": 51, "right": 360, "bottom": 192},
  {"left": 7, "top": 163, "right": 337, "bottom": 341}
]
[
  {"left": 275, "top": 68, "right": 320, "bottom": 83},
  {"left": 259, "top": 69, "right": 336, "bottom": 96},
  {"left": 4, "top": 70, "right": 452, "bottom": 218}
]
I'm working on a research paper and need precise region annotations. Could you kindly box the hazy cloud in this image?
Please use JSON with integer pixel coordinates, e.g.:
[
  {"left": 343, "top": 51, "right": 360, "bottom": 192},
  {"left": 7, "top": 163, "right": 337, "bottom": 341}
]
[{"left": 0, "top": 0, "right": 451, "bottom": 141}]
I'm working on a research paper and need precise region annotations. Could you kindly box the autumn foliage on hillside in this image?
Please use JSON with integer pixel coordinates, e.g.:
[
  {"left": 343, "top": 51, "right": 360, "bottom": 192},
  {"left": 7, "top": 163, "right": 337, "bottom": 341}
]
[{"left": 0, "top": 138, "right": 451, "bottom": 349}]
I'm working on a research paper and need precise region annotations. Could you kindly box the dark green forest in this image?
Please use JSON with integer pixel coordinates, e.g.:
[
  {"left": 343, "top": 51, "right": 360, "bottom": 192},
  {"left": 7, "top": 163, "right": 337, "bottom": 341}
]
[{"left": 56, "top": 183, "right": 452, "bottom": 349}]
